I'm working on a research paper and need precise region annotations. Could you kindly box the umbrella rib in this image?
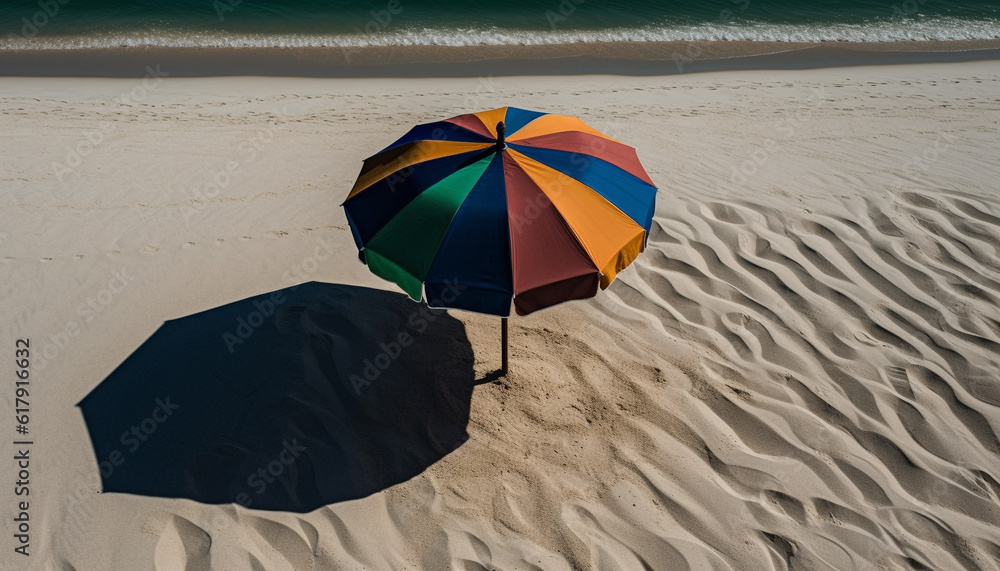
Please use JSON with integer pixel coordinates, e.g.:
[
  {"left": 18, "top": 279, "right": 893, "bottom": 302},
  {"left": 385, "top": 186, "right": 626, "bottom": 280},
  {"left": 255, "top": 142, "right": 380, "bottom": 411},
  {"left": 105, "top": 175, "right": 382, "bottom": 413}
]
[
  {"left": 505, "top": 148, "right": 647, "bottom": 288},
  {"left": 347, "top": 141, "right": 493, "bottom": 200},
  {"left": 363, "top": 154, "right": 495, "bottom": 300}
]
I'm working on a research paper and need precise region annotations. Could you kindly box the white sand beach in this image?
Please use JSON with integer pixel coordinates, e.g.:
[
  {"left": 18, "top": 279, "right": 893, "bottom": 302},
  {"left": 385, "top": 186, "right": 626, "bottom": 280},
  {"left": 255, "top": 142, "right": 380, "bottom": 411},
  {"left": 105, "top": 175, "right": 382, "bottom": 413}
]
[{"left": 1, "top": 60, "right": 999, "bottom": 570}]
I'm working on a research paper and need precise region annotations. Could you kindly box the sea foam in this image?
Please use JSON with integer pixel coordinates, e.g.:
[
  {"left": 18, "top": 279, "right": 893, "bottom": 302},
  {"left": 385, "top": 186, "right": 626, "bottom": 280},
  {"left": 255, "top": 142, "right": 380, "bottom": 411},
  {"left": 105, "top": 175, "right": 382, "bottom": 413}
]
[{"left": 2, "top": 17, "right": 999, "bottom": 51}]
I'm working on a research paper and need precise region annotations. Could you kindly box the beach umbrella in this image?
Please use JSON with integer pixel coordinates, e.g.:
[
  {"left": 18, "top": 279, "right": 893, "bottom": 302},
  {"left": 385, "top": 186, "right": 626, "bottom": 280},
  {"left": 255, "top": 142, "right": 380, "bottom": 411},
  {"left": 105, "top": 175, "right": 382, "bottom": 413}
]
[{"left": 342, "top": 106, "right": 657, "bottom": 373}]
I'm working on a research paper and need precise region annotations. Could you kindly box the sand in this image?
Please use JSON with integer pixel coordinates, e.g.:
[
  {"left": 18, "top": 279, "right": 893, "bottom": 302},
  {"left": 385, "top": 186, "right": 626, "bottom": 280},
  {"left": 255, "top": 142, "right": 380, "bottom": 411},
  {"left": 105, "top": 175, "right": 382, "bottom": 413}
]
[
  {"left": 2, "top": 41, "right": 1000, "bottom": 77},
  {"left": 1, "top": 60, "right": 999, "bottom": 570}
]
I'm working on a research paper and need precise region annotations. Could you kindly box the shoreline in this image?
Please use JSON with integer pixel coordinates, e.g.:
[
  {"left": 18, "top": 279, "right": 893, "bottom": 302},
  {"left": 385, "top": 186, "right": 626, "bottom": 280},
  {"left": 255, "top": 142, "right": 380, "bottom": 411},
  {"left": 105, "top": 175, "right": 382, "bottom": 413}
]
[{"left": 2, "top": 40, "right": 999, "bottom": 77}]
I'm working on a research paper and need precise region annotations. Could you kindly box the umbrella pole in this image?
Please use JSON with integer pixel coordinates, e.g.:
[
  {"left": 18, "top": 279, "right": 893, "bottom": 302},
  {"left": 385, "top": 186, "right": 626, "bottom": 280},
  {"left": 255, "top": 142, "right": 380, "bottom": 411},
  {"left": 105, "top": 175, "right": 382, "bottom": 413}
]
[{"left": 501, "top": 317, "right": 508, "bottom": 375}]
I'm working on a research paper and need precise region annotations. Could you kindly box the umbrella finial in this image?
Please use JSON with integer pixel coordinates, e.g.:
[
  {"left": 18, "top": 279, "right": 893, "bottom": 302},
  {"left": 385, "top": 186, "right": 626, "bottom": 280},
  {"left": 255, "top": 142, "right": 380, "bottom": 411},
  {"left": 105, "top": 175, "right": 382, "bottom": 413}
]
[{"left": 496, "top": 121, "right": 506, "bottom": 149}]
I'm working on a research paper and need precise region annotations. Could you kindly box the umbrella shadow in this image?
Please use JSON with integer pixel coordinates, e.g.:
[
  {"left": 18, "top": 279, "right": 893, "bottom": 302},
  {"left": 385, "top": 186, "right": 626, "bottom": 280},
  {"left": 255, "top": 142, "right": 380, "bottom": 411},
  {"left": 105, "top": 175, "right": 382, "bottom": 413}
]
[{"left": 77, "top": 282, "right": 476, "bottom": 512}]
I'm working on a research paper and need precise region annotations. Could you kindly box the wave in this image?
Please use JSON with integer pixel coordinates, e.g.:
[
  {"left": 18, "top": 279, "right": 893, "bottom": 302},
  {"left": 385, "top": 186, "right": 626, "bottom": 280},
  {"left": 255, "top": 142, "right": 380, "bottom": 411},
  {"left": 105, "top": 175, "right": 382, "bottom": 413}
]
[{"left": 2, "top": 18, "right": 999, "bottom": 50}]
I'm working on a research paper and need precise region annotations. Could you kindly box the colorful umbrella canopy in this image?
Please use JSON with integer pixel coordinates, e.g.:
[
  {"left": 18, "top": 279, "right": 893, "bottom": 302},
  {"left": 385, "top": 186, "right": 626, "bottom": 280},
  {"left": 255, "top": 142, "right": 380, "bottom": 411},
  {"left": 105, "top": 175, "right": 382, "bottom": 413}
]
[{"left": 342, "top": 106, "right": 657, "bottom": 318}]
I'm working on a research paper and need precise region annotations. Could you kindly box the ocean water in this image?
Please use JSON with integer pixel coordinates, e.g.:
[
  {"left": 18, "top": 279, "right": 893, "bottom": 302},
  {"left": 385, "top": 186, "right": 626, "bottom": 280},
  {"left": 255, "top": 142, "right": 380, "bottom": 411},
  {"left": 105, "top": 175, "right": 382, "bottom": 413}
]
[{"left": 2, "top": 0, "right": 999, "bottom": 48}]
